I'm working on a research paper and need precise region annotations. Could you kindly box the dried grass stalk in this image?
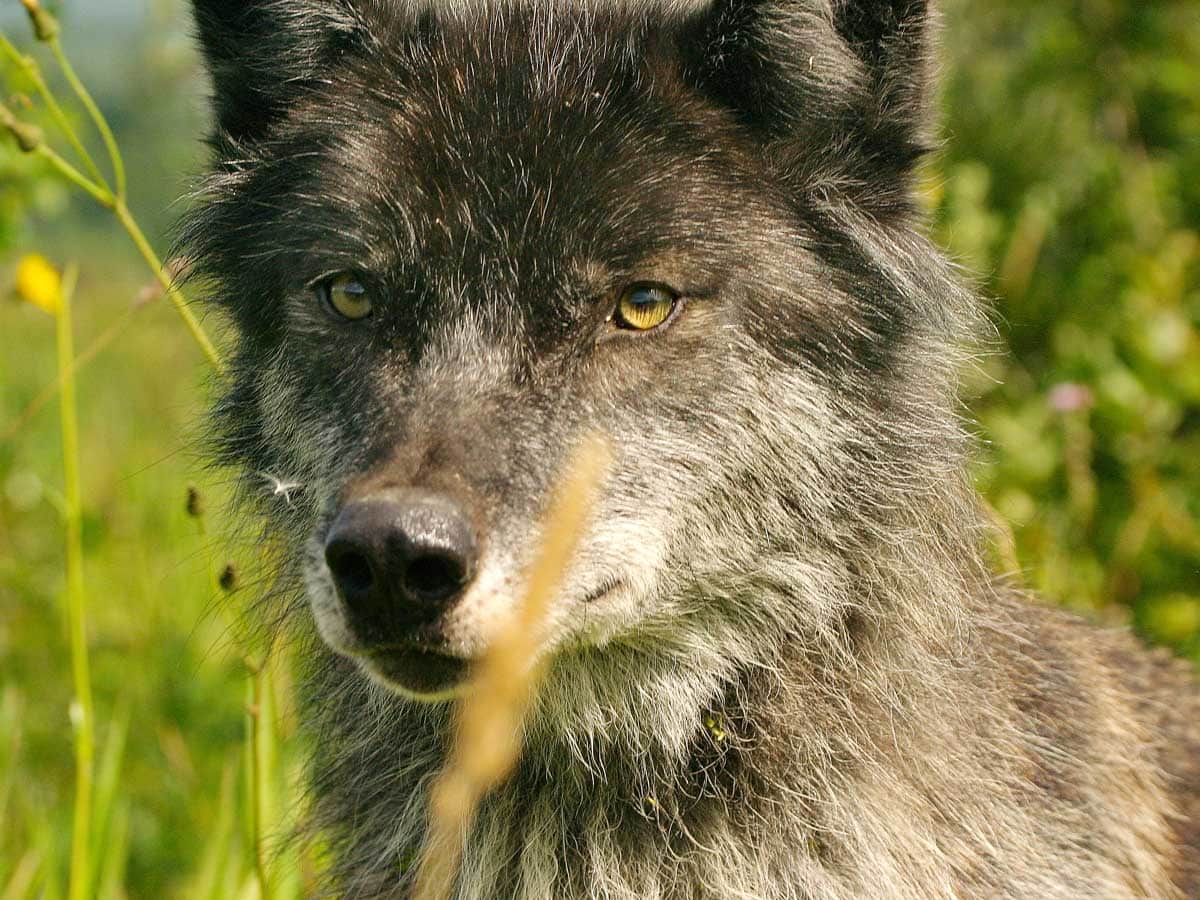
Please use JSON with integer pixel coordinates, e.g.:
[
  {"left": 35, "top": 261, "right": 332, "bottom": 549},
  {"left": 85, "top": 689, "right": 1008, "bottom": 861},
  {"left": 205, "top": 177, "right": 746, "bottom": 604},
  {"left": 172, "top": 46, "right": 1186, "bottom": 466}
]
[{"left": 411, "top": 435, "right": 611, "bottom": 900}]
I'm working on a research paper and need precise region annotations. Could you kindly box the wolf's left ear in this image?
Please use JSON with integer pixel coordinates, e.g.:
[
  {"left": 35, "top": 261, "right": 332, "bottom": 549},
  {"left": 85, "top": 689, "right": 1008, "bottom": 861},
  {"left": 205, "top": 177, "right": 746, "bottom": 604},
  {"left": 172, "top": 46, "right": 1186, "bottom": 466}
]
[{"left": 681, "top": 0, "right": 934, "bottom": 205}]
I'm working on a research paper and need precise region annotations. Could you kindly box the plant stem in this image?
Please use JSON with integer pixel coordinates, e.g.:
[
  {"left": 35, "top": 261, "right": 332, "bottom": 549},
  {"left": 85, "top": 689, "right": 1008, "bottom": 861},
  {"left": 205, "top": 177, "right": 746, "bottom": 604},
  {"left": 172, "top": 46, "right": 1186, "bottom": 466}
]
[
  {"left": 57, "top": 265, "right": 95, "bottom": 900},
  {"left": 26, "top": 145, "right": 225, "bottom": 373},
  {"left": 48, "top": 37, "right": 125, "bottom": 199},
  {"left": 247, "top": 659, "right": 272, "bottom": 900},
  {"left": 412, "top": 436, "right": 611, "bottom": 900},
  {"left": 3, "top": 32, "right": 225, "bottom": 373},
  {"left": 112, "top": 200, "right": 226, "bottom": 375},
  {"left": 31, "top": 142, "right": 111, "bottom": 206},
  {"left": 0, "top": 30, "right": 106, "bottom": 187}
]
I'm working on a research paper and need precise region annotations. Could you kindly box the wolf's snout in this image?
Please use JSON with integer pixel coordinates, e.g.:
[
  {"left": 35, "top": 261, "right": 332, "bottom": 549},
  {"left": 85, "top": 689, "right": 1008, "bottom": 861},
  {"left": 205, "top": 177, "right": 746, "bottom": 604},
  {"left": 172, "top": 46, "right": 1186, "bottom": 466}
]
[{"left": 323, "top": 489, "right": 478, "bottom": 642}]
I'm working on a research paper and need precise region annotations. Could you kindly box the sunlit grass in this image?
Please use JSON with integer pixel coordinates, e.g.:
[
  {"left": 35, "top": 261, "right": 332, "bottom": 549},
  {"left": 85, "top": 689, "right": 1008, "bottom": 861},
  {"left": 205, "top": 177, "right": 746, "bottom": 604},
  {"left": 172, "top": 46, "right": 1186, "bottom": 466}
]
[{"left": 2, "top": 4, "right": 288, "bottom": 896}]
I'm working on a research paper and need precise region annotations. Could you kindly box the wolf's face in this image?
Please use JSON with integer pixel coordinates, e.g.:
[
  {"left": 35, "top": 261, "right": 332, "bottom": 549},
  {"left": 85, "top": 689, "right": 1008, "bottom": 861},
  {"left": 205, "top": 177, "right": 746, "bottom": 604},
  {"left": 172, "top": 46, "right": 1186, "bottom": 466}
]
[{"left": 189, "top": 0, "right": 971, "bottom": 713}]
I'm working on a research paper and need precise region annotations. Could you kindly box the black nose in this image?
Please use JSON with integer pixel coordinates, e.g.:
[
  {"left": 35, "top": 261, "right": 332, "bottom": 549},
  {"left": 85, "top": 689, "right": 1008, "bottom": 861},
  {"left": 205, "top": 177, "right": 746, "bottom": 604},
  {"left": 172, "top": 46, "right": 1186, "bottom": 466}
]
[{"left": 323, "top": 489, "right": 478, "bottom": 642}]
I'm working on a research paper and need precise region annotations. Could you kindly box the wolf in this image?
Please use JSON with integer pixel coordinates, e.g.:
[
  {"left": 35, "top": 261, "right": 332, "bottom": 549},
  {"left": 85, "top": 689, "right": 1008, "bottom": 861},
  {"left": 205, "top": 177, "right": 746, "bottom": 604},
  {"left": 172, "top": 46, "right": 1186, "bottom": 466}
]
[{"left": 184, "top": 0, "right": 1200, "bottom": 896}]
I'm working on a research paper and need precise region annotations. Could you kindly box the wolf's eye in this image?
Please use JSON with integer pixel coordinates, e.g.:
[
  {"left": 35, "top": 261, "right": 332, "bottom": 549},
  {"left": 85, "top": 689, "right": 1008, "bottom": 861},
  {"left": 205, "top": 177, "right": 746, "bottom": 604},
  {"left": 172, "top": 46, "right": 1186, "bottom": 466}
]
[
  {"left": 319, "top": 274, "right": 373, "bottom": 321},
  {"left": 612, "top": 284, "right": 678, "bottom": 332}
]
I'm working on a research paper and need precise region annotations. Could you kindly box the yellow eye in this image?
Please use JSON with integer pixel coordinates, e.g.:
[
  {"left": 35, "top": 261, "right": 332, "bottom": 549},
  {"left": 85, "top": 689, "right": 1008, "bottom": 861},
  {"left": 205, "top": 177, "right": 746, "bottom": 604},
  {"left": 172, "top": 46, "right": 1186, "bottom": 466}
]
[
  {"left": 613, "top": 284, "right": 678, "bottom": 332},
  {"left": 322, "top": 273, "right": 373, "bottom": 320}
]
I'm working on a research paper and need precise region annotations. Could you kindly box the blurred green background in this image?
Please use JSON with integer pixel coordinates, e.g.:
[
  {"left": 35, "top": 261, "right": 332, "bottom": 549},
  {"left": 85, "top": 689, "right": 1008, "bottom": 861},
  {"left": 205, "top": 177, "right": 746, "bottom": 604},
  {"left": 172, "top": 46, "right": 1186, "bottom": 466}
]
[{"left": 1, "top": 0, "right": 1198, "bottom": 896}]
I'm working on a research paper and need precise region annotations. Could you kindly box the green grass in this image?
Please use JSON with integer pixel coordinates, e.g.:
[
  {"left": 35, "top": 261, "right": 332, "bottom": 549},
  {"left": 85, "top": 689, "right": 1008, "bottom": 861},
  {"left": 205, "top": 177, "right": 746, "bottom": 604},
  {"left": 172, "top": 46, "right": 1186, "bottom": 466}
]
[
  {"left": 1, "top": 253, "right": 243, "bottom": 896},
  {"left": 2, "top": 2, "right": 310, "bottom": 889}
]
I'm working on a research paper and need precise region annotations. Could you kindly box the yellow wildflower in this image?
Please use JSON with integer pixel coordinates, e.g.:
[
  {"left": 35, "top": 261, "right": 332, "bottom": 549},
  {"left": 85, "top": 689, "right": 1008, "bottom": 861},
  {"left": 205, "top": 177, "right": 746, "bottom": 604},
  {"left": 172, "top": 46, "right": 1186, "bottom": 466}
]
[{"left": 14, "top": 254, "right": 61, "bottom": 315}]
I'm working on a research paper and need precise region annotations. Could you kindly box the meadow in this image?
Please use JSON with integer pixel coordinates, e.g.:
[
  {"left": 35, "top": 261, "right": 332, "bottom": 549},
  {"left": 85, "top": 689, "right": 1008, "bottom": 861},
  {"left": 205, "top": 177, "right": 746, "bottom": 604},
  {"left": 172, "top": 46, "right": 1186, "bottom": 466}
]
[{"left": 1, "top": 0, "right": 1197, "bottom": 896}]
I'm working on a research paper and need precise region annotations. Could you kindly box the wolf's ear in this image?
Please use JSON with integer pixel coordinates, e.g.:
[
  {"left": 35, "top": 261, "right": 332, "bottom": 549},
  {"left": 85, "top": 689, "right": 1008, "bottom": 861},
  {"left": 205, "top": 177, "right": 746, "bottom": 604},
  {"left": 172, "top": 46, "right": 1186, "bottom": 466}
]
[
  {"left": 681, "top": 0, "right": 934, "bottom": 201},
  {"left": 191, "top": 0, "right": 357, "bottom": 143},
  {"left": 192, "top": 1, "right": 287, "bottom": 142}
]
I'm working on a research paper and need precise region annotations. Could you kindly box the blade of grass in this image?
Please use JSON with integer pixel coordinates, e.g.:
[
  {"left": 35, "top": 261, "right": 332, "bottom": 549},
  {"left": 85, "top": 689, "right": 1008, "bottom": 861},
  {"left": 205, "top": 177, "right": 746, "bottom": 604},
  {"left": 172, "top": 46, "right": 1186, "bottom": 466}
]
[
  {"left": 31, "top": 784, "right": 61, "bottom": 898},
  {"left": 272, "top": 662, "right": 306, "bottom": 900},
  {"left": 55, "top": 264, "right": 95, "bottom": 900},
  {"left": 88, "top": 703, "right": 130, "bottom": 891},
  {"left": 187, "top": 758, "right": 240, "bottom": 900},
  {"left": 92, "top": 802, "right": 129, "bottom": 900},
  {"left": 245, "top": 657, "right": 273, "bottom": 900},
  {"left": 0, "top": 687, "right": 22, "bottom": 830},
  {"left": 1, "top": 849, "right": 42, "bottom": 900}
]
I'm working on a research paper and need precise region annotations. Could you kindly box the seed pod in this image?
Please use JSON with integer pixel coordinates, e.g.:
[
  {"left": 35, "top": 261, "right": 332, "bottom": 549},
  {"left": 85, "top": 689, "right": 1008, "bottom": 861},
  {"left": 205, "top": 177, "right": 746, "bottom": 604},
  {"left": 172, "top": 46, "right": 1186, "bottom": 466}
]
[
  {"left": 19, "top": 0, "right": 61, "bottom": 41},
  {"left": 185, "top": 485, "right": 204, "bottom": 519},
  {"left": 0, "top": 104, "right": 44, "bottom": 154}
]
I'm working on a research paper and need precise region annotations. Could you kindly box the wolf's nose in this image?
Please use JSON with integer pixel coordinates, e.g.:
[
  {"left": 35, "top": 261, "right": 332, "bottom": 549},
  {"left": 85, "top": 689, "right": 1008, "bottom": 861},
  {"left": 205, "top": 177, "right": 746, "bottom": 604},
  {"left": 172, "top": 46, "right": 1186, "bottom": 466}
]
[{"left": 323, "top": 489, "right": 478, "bottom": 640}]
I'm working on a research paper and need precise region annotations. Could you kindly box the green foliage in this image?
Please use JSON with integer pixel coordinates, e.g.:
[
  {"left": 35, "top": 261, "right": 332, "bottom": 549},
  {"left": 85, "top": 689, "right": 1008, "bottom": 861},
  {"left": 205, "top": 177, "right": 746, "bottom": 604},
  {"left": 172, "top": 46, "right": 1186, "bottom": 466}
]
[
  {"left": 0, "top": 58, "right": 69, "bottom": 254},
  {"left": 3, "top": 4, "right": 288, "bottom": 897},
  {"left": 936, "top": 0, "right": 1200, "bottom": 659}
]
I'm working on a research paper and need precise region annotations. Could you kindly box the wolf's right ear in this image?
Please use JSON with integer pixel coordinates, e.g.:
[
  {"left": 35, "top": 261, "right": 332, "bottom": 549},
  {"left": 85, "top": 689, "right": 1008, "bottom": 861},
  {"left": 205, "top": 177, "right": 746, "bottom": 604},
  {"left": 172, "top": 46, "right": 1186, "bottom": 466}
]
[
  {"left": 192, "top": 1, "right": 286, "bottom": 142},
  {"left": 191, "top": 0, "right": 358, "bottom": 143},
  {"left": 679, "top": 0, "right": 935, "bottom": 203}
]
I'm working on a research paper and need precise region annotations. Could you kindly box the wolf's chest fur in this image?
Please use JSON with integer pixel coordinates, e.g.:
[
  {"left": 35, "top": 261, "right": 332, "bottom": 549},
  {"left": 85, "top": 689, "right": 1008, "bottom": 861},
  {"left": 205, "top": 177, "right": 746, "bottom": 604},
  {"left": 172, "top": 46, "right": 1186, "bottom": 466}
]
[
  {"left": 187, "top": 0, "right": 1199, "bottom": 896},
  {"left": 306, "top": 563, "right": 1198, "bottom": 898}
]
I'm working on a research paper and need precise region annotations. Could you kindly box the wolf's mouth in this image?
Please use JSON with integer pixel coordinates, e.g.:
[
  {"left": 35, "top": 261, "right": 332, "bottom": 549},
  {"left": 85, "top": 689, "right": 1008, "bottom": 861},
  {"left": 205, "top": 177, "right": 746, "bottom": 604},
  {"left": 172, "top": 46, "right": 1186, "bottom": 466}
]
[
  {"left": 356, "top": 580, "right": 624, "bottom": 699},
  {"left": 361, "top": 646, "right": 470, "bottom": 700}
]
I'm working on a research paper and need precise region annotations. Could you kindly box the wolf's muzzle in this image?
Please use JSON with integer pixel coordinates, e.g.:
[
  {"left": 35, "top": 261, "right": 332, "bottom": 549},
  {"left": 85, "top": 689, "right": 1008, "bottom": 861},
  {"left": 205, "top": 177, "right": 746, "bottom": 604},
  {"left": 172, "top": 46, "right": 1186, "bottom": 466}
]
[{"left": 323, "top": 488, "right": 478, "bottom": 647}]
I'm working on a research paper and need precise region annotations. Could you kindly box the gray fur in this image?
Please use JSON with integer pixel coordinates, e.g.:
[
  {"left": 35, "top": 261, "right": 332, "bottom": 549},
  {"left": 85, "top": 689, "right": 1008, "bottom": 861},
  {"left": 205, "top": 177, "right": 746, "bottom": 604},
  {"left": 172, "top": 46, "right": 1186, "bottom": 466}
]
[{"left": 184, "top": 0, "right": 1200, "bottom": 895}]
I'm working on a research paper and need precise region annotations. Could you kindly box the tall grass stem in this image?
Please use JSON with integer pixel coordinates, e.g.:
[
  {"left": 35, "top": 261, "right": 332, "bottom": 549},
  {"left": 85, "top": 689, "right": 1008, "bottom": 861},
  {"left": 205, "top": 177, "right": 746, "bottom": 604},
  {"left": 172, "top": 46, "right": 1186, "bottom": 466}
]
[
  {"left": 30, "top": 141, "right": 109, "bottom": 204},
  {"left": 56, "top": 264, "right": 95, "bottom": 900},
  {"left": 247, "top": 658, "right": 273, "bottom": 900},
  {"left": 2, "top": 29, "right": 226, "bottom": 375},
  {"left": 48, "top": 37, "right": 126, "bottom": 198}
]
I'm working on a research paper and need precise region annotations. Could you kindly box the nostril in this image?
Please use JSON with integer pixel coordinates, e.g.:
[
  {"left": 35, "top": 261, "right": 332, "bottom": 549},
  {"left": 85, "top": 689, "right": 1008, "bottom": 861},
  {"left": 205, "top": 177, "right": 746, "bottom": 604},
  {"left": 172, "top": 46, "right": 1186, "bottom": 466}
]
[
  {"left": 326, "top": 542, "right": 375, "bottom": 598},
  {"left": 404, "top": 553, "right": 467, "bottom": 604},
  {"left": 322, "top": 489, "right": 478, "bottom": 633}
]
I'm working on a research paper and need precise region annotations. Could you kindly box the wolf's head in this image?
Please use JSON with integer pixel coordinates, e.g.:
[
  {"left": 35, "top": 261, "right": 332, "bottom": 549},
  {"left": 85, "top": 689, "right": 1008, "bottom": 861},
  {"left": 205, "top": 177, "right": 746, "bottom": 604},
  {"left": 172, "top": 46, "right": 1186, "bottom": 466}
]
[{"left": 187, "top": 0, "right": 977, "bottom": 732}]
